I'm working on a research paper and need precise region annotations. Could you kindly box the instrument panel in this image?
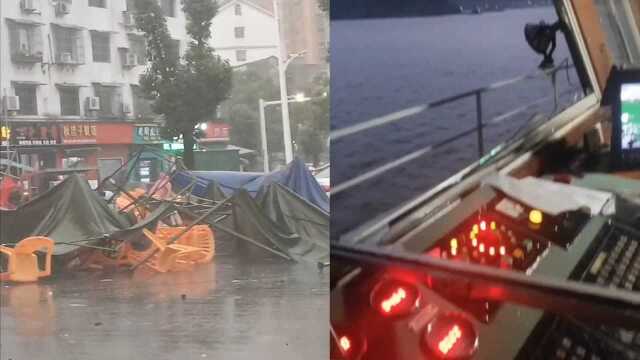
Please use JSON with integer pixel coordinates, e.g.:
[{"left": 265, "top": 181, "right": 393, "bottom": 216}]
[{"left": 331, "top": 186, "right": 605, "bottom": 360}]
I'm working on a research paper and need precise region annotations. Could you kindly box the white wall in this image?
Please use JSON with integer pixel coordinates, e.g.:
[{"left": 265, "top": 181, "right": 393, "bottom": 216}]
[
  {"left": 0, "top": 0, "right": 188, "bottom": 120},
  {"left": 210, "top": 0, "right": 278, "bottom": 66}
]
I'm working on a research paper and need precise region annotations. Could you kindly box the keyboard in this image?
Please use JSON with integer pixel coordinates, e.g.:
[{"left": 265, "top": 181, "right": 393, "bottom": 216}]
[{"left": 521, "top": 222, "right": 640, "bottom": 360}]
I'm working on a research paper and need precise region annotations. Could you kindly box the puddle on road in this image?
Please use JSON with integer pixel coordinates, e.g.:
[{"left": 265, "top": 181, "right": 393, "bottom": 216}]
[{"left": 0, "top": 246, "right": 329, "bottom": 360}]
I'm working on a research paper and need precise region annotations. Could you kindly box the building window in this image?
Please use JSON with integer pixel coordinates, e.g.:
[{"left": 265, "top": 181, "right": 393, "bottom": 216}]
[
  {"left": 52, "top": 25, "right": 85, "bottom": 64},
  {"left": 7, "top": 21, "right": 43, "bottom": 63},
  {"left": 131, "top": 85, "right": 154, "bottom": 121},
  {"left": 89, "top": 0, "right": 106, "bottom": 8},
  {"left": 59, "top": 87, "right": 80, "bottom": 116},
  {"left": 235, "top": 50, "right": 247, "bottom": 62},
  {"left": 91, "top": 31, "right": 111, "bottom": 63},
  {"left": 234, "top": 26, "right": 245, "bottom": 39},
  {"left": 235, "top": 4, "right": 242, "bottom": 15},
  {"left": 93, "top": 84, "right": 122, "bottom": 118},
  {"left": 160, "top": 0, "right": 175, "bottom": 17},
  {"left": 14, "top": 85, "right": 38, "bottom": 116},
  {"left": 128, "top": 35, "right": 147, "bottom": 65}
]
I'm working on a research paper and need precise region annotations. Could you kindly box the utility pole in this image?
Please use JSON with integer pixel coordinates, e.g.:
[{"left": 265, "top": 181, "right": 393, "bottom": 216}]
[
  {"left": 273, "top": 0, "right": 293, "bottom": 164},
  {"left": 259, "top": 98, "right": 269, "bottom": 172}
]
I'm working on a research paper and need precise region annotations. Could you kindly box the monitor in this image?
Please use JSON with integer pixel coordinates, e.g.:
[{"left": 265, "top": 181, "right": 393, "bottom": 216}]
[{"left": 607, "top": 68, "right": 640, "bottom": 170}]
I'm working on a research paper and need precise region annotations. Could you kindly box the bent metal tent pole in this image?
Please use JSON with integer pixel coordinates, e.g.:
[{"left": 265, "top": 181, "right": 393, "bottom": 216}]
[
  {"left": 176, "top": 205, "right": 293, "bottom": 261},
  {"left": 213, "top": 223, "right": 292, "bottom": 260},
  {"left": 98, "top": 148, "right": 143, "bottom": 193}
]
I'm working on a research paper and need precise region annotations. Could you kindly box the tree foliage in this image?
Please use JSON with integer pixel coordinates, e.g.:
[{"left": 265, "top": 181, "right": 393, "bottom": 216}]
[
  {"left": 220, "top": 69, "right": 280, "bottom": 153},
  {"left": 133, "top": 0, "right": 232, "bottom": 169}
]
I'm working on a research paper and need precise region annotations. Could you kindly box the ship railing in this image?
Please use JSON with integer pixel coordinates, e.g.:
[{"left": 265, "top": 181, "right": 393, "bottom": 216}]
[{"left": 330, "top": 58, "right": 580, "bottom": 196}]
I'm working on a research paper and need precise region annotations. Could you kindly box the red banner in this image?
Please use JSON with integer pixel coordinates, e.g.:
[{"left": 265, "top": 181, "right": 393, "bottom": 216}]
[
  {"left": 202, "top": 123, "right": 230, "bottom": 142},
  {"left": 61, "top": 123, "right": 97, "bottom": 144}
]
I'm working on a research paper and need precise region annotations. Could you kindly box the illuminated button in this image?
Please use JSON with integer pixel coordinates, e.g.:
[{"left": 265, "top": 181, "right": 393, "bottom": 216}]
[
  {"left": 490, "top": 221, "right": 496, "bottom": 230},
  {"left": 513, "top": 248, "right": 524, "bottom": 259},
  {"left": 471, "top": 238, "right": 477, "bottom": 247},
  {"left": 499, "top": 246, "right": 506, "bottom": 256},
  {"left": 469, "top": 231, "right": 476, "bottom": 240},
  {"left": 489, "top": 246, "right": 495, "bottom": 256},
  {"left": 370, "top": 279, "right": 420, "bottom": 317},
  {"left": 424, "top": 314, "right": 478, "bottom": 359},
  {"left": 480, "top": 221, "right": 487, "bottom": 231},
  {"left": 529, "top": 209, "right": 543, "bottom": 224},
  {"left": 472, "top": 224, "right": 479, "bottom": 234},
  {"left": 339, "top": 336, "right": 351, "bottom": 352},
  {"left": 479, "top": 243, "right": 485, "bottom": 253},
  {"left": 451, "top": 247, "right": 457, "bottom": 256},
  {"left": 450, "top": 238, "right": 458, "bottom": 249},
  {"left": 334, "top": 331, "right": 367, "bottom": 359}
]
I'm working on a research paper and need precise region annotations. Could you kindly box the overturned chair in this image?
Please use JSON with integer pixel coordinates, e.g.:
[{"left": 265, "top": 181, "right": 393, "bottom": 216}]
[
  {"left": 0, "top": 237, "right": 54, "bottom": 282},
  {"left": 126, "top": 227, "right": 213, "bottom": 273}
]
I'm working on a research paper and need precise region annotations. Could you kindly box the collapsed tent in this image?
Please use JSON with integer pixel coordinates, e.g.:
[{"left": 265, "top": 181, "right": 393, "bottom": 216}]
[
  {"left": 173, "top": 158, "right": 329, "bottom": 213},
  {"left": 0, "top": 174, "right": 166, "bottom": 256},
  {"left": 229, "top": 183, "right": 329, "bottom": 264}
]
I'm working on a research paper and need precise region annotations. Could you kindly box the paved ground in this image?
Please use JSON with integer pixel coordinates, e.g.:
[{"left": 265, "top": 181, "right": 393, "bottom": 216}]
[{"left": 0, "top": 240, "right": 329, "bottom": 360}]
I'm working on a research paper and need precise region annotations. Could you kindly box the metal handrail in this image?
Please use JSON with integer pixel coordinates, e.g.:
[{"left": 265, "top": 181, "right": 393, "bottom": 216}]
[{"left": 330, "top": 59, "right": 579, "bottom": 196}]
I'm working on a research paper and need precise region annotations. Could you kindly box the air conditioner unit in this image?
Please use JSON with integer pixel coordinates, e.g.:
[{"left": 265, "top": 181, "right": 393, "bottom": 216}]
[
  {"left": 20, "top": 0, "right": 38, "bottom": 12},
  {"left": 122, "top": 103, "right": 132, "bottom": 114},
  {"left": 56, "top": 2, "right": 70, "bottom": 15},
  {"left": 60, "top": 52, "right": 73, "bottom": 64},
  {"left": 87, "top": 96, "right": 100, "bottom": 111},
  {"left": 122, "top": 11, "right": 135, "bottom": 27},
  {"left": 4, "top": 96, "right": 20, "bottom": 112},
  {"left": 124, "top": 53, "right": 137, "bottom": 67}
]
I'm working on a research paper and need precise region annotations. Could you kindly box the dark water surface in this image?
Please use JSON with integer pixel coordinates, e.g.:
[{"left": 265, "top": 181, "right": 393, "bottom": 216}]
[
  {"left": 331, "top": 7, "right": 584, "bottom": 237},
  {"left": 0, "top": 240, "right": 328, "bottom": 360}
]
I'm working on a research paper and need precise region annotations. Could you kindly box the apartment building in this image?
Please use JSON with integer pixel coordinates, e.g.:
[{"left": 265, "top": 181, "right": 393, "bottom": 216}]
[
  {"left": 0, "top": 0, "right": 188, "bottom": 185},
  {"left": 210, "top": 0, "right": 278, "bottom": 66}
]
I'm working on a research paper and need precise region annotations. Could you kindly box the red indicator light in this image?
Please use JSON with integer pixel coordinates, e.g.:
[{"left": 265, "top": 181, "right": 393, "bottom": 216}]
[
  {"left": 381, "top": 287, "right": 406, "bottom": 313},
  {"left": 339, "top": 336, "right": 351, "bottom": 352},
  {"left": 480, "top": 221, "right": 486, "bottom": 231},
  {"left": 370, "top": 279, "right": 419, "bottom": 317},
  {"left": 438, "top": 325, "right": 462, "bottom": 355},
  {"left": 424, "top": 314, "right": 478, "bottom": 359}
]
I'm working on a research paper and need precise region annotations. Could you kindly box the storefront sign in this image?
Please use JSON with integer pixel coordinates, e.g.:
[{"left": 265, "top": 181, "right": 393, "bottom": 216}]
[
  {"left": 202, "top": 123, "right": 230, "bottom": 142},
  {"left": 2, "top": 123, "right": 60, "bottom": 146},
  {"left": 134, "top": 125, "right": 163, "bottom": 144},
  {"left": 61, "top": 123, "right": 97, "bottom": 144}
]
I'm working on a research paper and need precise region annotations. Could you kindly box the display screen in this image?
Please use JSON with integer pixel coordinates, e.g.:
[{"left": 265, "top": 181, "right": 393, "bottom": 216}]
[{"left": 620, "top": 83, "right": 640, "bottom": 150}]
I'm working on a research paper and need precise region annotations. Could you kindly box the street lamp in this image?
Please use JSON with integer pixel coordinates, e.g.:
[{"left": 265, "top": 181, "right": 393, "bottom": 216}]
[
  {"left": 259, "top": 93, "right": 312, "bottom": 172},
  {"left": 273, "top": 0, "right": 306, "bottom": 166}
]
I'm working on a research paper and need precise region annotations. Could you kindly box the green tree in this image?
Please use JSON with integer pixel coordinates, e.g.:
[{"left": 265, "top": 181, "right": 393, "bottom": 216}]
[
  {"left": 134, "top": 0, "right": 232, "bottom": 169},
  {"left": 220, "top": 69, "right": 280, "bottom": 152},
  {"left": 291, "top": 73, "right": 329, "bottom": 166}
]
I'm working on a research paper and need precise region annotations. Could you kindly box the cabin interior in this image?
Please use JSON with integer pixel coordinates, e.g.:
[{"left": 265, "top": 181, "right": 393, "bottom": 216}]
[{"left": 331, "top": 1, "right": 640, "bottom": 359}]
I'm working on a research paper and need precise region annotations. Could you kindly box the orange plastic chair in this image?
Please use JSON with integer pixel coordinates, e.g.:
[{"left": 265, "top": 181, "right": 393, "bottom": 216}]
[
  {"left": 0, "top": 237, "right": 54, "bottom": 282},
  {"left": 156, "top": 225, "right": 215, "bottom": 264},
  {"left": 126, "top": 229, "right": 206, "bottom": 273}
]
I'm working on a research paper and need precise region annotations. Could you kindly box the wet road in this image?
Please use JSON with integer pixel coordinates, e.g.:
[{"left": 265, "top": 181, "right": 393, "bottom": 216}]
[{"left": 0, "top": 239, "right": 329, "bottom": 360}]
